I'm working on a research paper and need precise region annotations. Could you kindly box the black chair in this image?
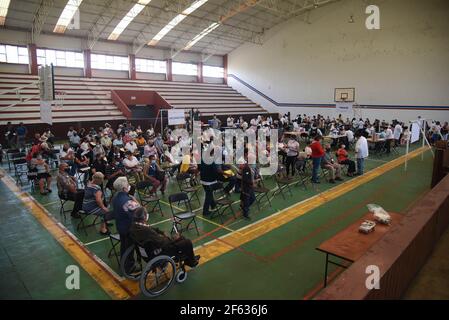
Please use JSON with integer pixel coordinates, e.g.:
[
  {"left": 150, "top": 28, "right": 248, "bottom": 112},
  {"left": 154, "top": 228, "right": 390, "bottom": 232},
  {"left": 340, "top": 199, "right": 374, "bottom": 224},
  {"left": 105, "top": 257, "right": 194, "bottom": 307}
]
[
  {"left": 135, "top": 181, "right": 163, "bottom": 216},
  {"left": 210, "top": 182, "right": 236, "bottom": 223},
  {"left": 273, "top": 165, "right": 293, "bottom": 200},
  {"left": 108, "top": 234, "right": 121, "bottom": 266},
  {"left": 13, "top": 158, "right": 28, "bottom": 186},
  {"left": 58, "top": 192, "right": 72, "bottom": 220},
  {"left": 254, "top": 178, "right": 272, "bottom": 210},
  {"left": 76, "top": 210, "right": 101, "bottom": 236},
  {"left": 6, "top": 149, "right": 20, "bottom": 171},
  {"left": 168, "top": 192, "right": 199, "bottom": 235},
  {"left": 176, "top": 173, "right": 201, "bottom": 204}
]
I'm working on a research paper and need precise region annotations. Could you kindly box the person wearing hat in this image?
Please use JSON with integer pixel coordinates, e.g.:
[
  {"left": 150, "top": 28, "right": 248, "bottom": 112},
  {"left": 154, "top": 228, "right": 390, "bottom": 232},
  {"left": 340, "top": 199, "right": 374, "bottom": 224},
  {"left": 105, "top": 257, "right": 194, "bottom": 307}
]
[
  {"left": 129, "top": 207, "right": 200, "bottom": 268},
  {"left": 82, "top": 172, "right": 112, "bottom": 235}
]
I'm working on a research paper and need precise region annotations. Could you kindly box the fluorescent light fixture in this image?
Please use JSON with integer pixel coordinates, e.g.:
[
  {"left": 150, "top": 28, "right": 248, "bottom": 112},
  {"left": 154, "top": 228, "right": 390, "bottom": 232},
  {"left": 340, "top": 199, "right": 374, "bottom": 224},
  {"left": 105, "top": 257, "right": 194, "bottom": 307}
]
[
  {"left": 184, "top": 22, "right": 220, "bottom": 50},
  {"left": 0, "top": 0, "right": 11, "bottom": 26},
  {"left": 108, "top": 0, "right": 151, "bottom": 40},
  {"left": 53, "top": 0, "right": 83, "bottom": 33},
  {"left": 148, "top": 0, "right": 208, "bottom": 46}
]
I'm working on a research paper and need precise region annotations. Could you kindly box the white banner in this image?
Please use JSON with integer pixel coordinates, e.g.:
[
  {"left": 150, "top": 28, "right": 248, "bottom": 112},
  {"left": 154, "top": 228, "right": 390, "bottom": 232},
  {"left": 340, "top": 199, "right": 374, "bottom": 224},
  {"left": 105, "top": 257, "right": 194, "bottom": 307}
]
[
  {"left": 168, "top": 109, "right": 185, "bottom": 125},
  {"left": 335, "top": 102, "right": 353, "bottom": 113},
  {"left": 411, "top": 122, "right": 420, "bottom": 144},
  {"left": 40, "top": 100, "right": 53, "bottom": 125}
]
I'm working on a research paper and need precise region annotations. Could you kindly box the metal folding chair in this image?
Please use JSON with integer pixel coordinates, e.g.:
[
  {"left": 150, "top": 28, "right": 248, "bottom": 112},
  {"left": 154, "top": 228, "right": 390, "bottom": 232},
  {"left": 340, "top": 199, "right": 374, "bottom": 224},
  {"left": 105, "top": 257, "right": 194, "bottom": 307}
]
[
  {"left": 135, "top": 180, "right": 163, "bottom": 216},
  {"left": 168, "top": 192, "right": 199, "bottom": 236},
  {"left": 210, "top": 182, "right": 236, "bottom": 223}
]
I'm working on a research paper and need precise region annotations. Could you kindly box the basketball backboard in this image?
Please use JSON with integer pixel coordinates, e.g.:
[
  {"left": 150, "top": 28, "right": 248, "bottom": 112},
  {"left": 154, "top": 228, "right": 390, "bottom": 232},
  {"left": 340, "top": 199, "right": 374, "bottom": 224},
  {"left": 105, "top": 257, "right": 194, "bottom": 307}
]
[
  {"left": 38, "top": 64, "right": 55, "bottom": 101},
  {"left": 334, "top": 88, "right": 355, "bottom": 102}
]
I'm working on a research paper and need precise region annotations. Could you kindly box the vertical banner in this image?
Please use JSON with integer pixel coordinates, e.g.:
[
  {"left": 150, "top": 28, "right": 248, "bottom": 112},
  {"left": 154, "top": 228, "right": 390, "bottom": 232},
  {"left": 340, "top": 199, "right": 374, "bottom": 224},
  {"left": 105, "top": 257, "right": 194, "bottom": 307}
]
[
  {"left": 40, "top": 100, "right": 53, "bottom": 125},
  {"left": 410, "top": 122, "right": 420, "bottom": 144},
  {"left": 335, "top": 102, "right": 353, "bottom": 113}
]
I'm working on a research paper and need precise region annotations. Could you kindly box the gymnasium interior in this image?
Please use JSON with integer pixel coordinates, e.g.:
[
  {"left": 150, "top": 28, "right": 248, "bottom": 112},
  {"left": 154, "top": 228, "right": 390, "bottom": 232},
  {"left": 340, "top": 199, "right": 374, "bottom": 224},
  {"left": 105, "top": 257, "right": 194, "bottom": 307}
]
[{"left": 0, "top": 0, "right": 448, "bottom": 301}]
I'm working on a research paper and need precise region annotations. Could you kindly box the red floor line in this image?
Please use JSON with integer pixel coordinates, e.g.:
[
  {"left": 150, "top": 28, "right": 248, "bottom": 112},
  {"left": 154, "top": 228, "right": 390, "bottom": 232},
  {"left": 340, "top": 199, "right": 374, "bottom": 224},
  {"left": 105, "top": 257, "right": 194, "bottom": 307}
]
[
  {"left": 192, "top": 215, "right": 240, "bottom": 243},
  {"left": 267, "top": 173, "right": 406, "bottom": 261}
]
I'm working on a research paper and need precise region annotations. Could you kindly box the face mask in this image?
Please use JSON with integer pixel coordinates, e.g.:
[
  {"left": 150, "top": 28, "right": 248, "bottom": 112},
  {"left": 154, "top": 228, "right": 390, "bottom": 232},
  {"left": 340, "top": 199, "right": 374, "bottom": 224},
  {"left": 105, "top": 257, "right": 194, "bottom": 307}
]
[
  {"left": 126, "top": 185, "right": 131, "bottom": 193},
  {"left": 64, "top": 168, "right": 70, "bottom": 173},
  {"left": 151, "top": 159, "right": 156, "bottom": 164},
  {"left": 37, "top": 155, "right": 42, "bottom": 160}
]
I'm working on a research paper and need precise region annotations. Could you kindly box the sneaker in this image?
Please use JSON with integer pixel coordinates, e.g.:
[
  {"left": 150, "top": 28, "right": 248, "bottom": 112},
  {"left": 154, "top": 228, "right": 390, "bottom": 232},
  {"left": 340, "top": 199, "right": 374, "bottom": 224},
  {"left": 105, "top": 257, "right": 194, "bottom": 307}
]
[
  {"left": 243, "top": 215, "right": 251, "bottom": 221},
  {"left": 329, "top": 179, "right": 335, "bottom": 184}
]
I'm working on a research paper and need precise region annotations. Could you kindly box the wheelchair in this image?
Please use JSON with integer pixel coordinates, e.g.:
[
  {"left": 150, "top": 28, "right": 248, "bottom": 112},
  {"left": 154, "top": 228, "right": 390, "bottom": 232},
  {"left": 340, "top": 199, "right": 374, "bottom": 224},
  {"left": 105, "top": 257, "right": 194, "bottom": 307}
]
[{"left": 120, "top": 241, "right": 190, "bottom": 297}]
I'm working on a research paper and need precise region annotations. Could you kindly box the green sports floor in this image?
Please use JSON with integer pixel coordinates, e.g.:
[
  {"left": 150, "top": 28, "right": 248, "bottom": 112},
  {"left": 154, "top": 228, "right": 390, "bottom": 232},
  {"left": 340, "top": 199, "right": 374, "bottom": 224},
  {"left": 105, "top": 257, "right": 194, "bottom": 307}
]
[{"left": 0, "top": 142, "right": 434, "bottom": 300}]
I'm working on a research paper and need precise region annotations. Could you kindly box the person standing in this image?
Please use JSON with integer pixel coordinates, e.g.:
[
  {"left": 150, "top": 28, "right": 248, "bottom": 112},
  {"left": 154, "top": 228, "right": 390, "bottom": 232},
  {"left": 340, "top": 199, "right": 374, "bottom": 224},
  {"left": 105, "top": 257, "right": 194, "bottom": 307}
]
[
  {"left": 199, "top": 150, "right": 220, "bottom": 216},
  {"left": 284, "top": 134, "right": 299, "bottom": 178},
  {"left": 355, "top": 131, "right": 369, "bottom": 175},
  {"left": 310, "top": 135, "right": 325, "bottom": 184},
  {"left": 240, "top": 161, "right": 255, "bottom": 220},
  {"left": 393, "top": 123, "right": 403, "bottom": 146},
  {"left": 15, "top": 122, "right": 27, "bottom": 150}
]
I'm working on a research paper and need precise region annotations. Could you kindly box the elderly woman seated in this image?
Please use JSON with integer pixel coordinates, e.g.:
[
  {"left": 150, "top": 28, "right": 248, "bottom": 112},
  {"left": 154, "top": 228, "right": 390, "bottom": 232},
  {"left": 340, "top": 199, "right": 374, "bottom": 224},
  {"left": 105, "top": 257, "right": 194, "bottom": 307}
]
[
  {"left": 123, "top": 151, "right": 144, "bottom": 182},
  {"left": 129, "top": 207, "right": 200, "bottom": 268},
  {"left": 143, "top": 154, "right": 167, "bottom": 195},
  {"left": 82, "top": 172, "right": 113, "bottom": 235},
  {"left": 30, "top": 152, "right": 52, "bottom": 195}
]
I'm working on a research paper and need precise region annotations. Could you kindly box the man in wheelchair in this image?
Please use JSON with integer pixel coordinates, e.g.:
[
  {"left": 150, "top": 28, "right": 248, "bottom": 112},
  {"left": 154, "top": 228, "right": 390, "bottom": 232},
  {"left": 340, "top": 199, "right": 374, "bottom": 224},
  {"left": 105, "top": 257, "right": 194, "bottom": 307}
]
[{"left": 129, "top": 207, "right": 201, "bottom": 268}]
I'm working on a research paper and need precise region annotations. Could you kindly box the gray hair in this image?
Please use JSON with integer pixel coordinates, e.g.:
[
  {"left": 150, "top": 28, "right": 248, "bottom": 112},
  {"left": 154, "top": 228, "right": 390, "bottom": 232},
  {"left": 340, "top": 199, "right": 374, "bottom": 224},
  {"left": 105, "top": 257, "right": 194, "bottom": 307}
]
[{"left": 113, "top": 176, "right": 129, "bottom": 192}]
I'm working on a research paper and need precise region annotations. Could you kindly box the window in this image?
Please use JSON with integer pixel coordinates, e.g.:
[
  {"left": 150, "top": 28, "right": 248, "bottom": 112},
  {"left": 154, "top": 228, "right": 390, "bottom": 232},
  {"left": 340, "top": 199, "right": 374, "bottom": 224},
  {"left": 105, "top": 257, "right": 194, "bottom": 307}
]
[
  {"left": 172, "top": 62, "right": 197, "bottom": 76},
  {"left": 203, "top": 65, "right": 224, "bottom": 78},
  {"left": 91, "top": 54, "right": 129, "bottom": 71},
  {"left": 0, "top": 44, "right": 29, "bottom": 64},
  {"left": 135, "top": 58, "right": 167, "bottom": 74},
  {"left": 37, "top": 48, "right": 83, "bottom": 68}
]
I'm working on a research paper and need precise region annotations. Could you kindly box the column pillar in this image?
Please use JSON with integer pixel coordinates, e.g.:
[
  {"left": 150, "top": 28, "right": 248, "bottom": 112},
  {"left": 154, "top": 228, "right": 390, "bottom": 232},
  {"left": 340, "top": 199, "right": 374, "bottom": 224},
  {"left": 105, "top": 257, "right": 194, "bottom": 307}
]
[
  {"left": 198, "top": 61, "right": 203, "bottom": 83},
  {"left": 223, "top": 54, "right": 228, "bottom": 85},
  {"left": 166, "top": 58, "right": 173, "bottom": 81},
  {"left": 83, "top": 49, "right": 92, "bottom": 78},
  {"left": 129, "top": 54, "right": 136, "bottom": 80},
  {"left": 27, "top": 44, "right": 38, "bottom": 75}
]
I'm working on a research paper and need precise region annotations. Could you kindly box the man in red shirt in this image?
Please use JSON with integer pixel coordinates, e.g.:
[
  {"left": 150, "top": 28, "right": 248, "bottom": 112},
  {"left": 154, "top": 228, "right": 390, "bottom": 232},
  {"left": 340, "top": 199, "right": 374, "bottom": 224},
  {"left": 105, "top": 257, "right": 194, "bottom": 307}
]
[{"left": 310, "top": 135, "right": 324, "bottom": 183}]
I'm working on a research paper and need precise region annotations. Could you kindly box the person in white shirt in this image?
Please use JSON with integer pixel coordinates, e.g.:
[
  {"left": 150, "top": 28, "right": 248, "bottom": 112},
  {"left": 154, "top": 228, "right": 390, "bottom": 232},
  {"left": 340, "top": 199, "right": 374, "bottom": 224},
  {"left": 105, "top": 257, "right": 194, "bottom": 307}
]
[
  {"left": 355, "top": 131, "right": 369, "bottom": 175},
  {"left": 393, "top": 123, "right": 403, "bottom": 146},
  {"left": 227, "top": 116, "right": 234, "bottom": 127},
  {"left": 284, "top": 134, "right": 300, "bottom": 177},
  {"left": 125, "top": 140, "right": 138, "bottom": 155},
  {"left": 122, "top": 151, "right": 143, "bottom": 181},
  {"left": 385, "top": 126, "right": 394, "bottom": 154}
]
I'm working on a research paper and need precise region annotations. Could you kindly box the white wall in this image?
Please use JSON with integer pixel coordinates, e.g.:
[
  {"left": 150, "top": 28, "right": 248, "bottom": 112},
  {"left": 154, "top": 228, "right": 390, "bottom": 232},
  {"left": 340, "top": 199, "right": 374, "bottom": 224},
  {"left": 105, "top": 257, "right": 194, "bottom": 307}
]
[{"left": 228, "top": 0, "right": 449, "bottom": 123}]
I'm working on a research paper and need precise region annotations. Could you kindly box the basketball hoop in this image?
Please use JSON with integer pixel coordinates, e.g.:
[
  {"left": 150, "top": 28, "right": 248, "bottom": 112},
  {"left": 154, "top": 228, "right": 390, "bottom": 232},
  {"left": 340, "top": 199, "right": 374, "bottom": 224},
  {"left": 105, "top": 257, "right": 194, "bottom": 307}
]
[{"left": 54, "top": 90, "right": 66, "bottom": 110}]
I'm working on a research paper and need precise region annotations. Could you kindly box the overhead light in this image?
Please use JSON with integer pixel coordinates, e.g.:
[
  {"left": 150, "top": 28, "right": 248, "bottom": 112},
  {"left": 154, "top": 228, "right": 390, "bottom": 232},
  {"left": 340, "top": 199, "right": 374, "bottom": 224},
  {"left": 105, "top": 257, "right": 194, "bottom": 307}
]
[
  {"left": 148, "top": 0, "right": 208, "bottom": 46},
  {"left": 184, "top": 22, "right": 220, "bottom": 50},
  {"left": 53, "top": 0, "right": 83, "bottom": 33},
  {"left": 348, "top": 15, "right": 354, "bottom": 23},
  {"left": 0, "top": 0, "right": 11, "bottom": 26},
  {"left": 108, "top": 0, "right": 151, "bottom": 40}
]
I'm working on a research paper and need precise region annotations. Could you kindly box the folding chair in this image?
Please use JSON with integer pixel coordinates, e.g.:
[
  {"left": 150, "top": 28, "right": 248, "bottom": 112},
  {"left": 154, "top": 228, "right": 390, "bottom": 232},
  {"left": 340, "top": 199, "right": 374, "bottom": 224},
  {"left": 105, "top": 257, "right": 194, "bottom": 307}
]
[
  {"left": 76, "top": 210, "right": 102, "bottom": 236},
  {"left": 107, "top": 234, "right": 121, "bottom": 266},
  {"left": 254, "top": 177, "right": 272, "bottom": 210},
  {"left": 135, "top": 181, "right": 163, "bottom": 216},
  {"left": 273, "top": 165, "right": 293, "bottom": 200},
  {"left": 6, "top": 149, "right": 20, "bottom": 171},
  {"left": 58, "top": 192, "right": 73, "bottom": 220},
  {"left": 75, "top": 166, "right": 90, "bottom": 188},
  {"left": 168, "top": 192, "right": 199, "bottom": 236},
  {"left": 13, "top": 158, "right": 28, "bottom": 186},
  {"left": 210, "top": 182, "right": 236, "bottom": 223},
  {"left": 176, "top": 173, "right": 201, "bottom": 205}
]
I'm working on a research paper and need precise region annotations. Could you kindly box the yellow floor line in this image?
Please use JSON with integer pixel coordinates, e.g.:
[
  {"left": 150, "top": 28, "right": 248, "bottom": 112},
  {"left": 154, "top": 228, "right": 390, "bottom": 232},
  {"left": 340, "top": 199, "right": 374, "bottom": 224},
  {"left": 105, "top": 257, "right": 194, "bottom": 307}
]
[
  {"left": 0, "top": 170, "right": 132, "bottom": 300},
  {"left": 193, "top": 147, "right": 428, "bottom": 265}
]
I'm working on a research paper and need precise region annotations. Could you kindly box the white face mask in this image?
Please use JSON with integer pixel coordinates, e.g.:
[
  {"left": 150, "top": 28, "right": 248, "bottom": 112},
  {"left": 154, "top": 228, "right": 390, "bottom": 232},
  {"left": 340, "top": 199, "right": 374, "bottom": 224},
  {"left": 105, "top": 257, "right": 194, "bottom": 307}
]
[{"left": 125, "top": 185, "right": 131, "bottom": 193}]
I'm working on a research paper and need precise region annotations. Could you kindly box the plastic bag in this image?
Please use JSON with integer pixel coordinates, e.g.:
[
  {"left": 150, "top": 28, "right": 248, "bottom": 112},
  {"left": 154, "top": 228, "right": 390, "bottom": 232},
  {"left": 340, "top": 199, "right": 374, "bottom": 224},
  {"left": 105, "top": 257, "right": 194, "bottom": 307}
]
[{"left": 367, "top": 204, "right": 391, "bottom": 225}]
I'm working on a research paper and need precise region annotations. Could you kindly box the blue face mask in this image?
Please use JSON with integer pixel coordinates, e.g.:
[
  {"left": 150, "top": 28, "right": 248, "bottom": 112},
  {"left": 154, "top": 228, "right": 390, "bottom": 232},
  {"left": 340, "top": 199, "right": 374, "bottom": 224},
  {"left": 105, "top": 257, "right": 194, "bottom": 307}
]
[{"left": 151, "top": 159, "right": 156, "bottom": 164}]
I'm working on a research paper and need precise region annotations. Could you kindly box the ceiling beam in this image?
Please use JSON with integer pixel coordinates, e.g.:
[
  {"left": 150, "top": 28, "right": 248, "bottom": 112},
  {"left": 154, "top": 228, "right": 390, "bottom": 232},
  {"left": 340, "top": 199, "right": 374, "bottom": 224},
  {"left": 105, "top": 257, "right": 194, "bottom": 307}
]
[{"left": 86, "top": 0, "right": 119, "bottom": 50}]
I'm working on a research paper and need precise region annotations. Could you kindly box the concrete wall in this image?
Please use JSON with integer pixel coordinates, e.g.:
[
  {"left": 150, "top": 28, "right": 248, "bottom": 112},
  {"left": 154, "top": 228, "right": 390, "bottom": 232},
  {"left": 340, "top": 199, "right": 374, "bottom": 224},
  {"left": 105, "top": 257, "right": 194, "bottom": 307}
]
[{"left": 228, "top": 0, "right": 449, "bottom": 123}]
